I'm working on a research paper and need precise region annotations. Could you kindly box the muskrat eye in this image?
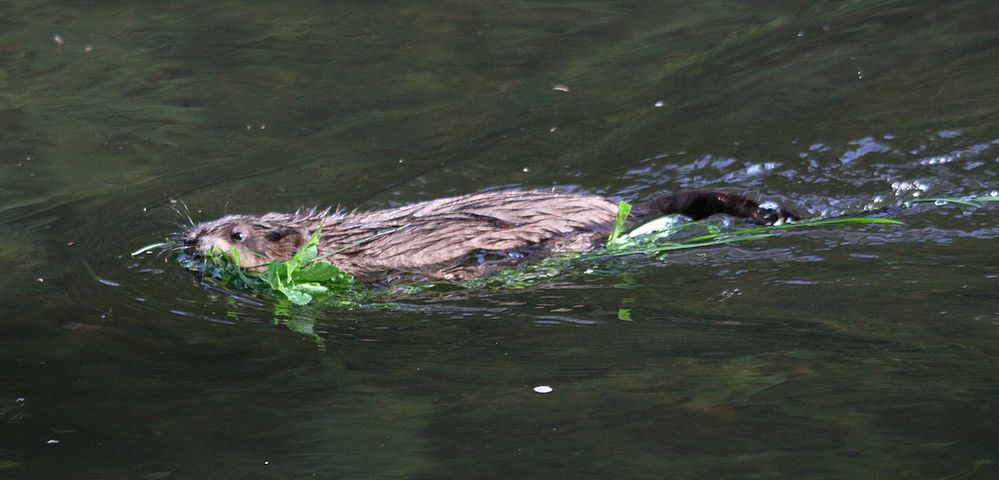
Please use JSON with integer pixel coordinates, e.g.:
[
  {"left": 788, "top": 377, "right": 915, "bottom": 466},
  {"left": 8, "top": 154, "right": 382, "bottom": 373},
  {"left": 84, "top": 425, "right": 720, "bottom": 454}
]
[{"left": 231, "top": 230, "right": 246, "bottom": 242}]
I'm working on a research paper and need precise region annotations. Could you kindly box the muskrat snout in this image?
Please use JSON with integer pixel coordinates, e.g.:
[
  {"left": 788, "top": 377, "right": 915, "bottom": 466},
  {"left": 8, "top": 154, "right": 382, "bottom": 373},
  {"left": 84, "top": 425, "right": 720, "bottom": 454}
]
[
  {"left": 180, "top": 228, "right": 216, "bottom": 264},
  {"left": 181, "top": 230, "right": 199, "bottom": 249}
]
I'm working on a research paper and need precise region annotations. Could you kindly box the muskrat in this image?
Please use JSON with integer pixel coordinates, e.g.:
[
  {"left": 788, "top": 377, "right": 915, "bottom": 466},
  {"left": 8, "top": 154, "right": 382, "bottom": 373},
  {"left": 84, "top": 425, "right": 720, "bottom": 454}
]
[{"left": 182, "top": 190, "right": 799, "bottom": 281}]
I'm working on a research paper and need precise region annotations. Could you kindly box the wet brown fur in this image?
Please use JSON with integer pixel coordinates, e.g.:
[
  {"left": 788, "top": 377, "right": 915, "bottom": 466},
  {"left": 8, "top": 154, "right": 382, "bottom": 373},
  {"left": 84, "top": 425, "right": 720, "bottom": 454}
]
[{"left": 183, "top": 190, "right": 797, "bottom": 281}]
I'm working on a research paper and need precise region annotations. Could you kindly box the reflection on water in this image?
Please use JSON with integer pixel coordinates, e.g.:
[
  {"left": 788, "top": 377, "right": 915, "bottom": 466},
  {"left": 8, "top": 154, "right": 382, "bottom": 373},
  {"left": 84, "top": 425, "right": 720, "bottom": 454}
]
[{"left": 2, "top": 0, "right": 999, "bottom": 478}]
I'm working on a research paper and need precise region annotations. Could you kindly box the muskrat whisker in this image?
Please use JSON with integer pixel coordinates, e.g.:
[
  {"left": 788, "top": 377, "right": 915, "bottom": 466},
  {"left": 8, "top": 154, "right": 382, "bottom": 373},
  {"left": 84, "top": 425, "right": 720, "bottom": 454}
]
[
  {"left": 169, "top": 203, "right": 195, "bottom": 227},
  {"left": 174, "top": 197, "right": 196, "bottom": 226},
  {"left": 131, "top": 242, "right": 174, "bottom": 257},
  {"left": 160, "top": 243, "right": 186, "bottom": 256}
]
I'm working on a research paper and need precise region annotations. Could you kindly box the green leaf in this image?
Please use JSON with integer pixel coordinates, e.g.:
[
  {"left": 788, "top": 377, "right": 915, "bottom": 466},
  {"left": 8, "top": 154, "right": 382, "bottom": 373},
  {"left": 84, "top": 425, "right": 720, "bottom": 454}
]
[
  {"left": 607, "top": 200, "right": 633, "bottom": 246},
  {"left": 620, "top": 214, "right": 688, "bottom": 241},
  {"left": 293, "top": 262, "right": 355, "bottom": 286},
  {"left": 286, "top": 226, "right": 323, "bottom": 269},
  {"left": 282, "top": 287, "right": 313, "bottom": 306},
  {"left": 294, "top": 283, "right": 330, "bottom": 295}
]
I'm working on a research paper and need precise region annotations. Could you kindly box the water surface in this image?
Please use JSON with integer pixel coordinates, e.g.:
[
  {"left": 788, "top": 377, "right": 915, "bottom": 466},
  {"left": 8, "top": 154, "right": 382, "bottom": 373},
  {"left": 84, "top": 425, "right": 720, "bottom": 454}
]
[{"left": 2, "top": 1, "right": 999, "bottom": 478}]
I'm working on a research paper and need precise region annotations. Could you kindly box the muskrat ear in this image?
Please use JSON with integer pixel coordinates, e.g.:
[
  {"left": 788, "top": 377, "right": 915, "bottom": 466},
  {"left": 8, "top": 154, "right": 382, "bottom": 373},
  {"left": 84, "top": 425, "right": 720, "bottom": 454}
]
[{"left": 265, "top": 228, "right": 305, "bottom": 247}]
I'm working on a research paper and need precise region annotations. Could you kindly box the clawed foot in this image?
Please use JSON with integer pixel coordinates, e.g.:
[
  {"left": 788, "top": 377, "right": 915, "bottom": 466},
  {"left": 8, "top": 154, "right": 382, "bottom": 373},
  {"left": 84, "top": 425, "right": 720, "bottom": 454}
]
[{"left": 755, "top": 206, "right": 802, "bottom": 226}]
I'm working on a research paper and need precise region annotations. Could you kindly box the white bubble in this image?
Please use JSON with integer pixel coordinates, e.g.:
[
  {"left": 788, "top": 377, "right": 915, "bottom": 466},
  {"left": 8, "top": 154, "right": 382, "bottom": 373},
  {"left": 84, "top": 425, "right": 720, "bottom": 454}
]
[{"left": 533, "top": 385, "right": 554, "bottom": 394}]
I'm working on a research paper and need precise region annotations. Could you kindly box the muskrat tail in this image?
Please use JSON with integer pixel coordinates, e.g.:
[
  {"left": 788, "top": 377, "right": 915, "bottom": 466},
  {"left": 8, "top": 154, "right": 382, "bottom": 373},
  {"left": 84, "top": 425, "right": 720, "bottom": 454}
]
[{"left": 630, "top": 191, "right": 801, "bottom": 225}]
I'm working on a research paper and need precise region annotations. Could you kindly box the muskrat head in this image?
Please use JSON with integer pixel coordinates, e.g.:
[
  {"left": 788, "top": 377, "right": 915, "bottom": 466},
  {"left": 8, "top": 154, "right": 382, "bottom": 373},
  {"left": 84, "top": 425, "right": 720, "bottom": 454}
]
[{"left": 183, "top": 214, "right": 314, "bottom": 269}]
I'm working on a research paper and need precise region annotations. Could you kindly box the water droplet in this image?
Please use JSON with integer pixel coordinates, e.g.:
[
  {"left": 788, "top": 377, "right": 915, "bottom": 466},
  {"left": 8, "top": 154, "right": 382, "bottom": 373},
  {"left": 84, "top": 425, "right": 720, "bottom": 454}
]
[
  {"left": 653, "top": 100, "right": 664, "bottom": 108},
  {"left": 934, "top": 199, "right": 947, "bottom": 206},
  {"left": 937, "top": 130, "right": 961, "bottom": 139},
  {"left": 533, "top": 385, "right": 554, "bottom": 394},
  {"left": 47, "top": 439, "right": 60, "bottom": 445}
]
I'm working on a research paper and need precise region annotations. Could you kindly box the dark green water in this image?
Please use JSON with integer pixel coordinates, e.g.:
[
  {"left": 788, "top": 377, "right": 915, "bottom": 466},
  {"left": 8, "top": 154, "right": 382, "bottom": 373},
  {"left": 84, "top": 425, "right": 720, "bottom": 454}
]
[{"left": 3, "top": 1, "right": 999, "bottom": 478}]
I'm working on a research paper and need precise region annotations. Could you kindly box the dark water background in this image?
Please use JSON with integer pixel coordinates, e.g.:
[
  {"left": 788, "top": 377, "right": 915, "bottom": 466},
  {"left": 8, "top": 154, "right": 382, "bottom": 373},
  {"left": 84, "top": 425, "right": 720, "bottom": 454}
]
[{"left": 3, "top": 1, "right": 999, "bottom": 478}]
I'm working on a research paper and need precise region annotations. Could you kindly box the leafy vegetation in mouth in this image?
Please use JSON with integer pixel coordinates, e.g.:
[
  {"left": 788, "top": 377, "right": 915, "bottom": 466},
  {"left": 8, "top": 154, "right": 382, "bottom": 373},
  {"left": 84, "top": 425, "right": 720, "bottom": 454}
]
[
  {"left": 201, "top": 226, "right": 361, "bottom": 306},
  {"left": 149, "top": 194, "right": 999, "bottom": 306}
]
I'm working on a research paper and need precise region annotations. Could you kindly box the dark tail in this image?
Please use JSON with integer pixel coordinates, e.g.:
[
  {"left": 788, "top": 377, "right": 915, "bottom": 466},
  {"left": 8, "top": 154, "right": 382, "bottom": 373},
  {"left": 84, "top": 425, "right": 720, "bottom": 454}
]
[{"left": 630, "top": 191, "right": 801, "bottom": 226}]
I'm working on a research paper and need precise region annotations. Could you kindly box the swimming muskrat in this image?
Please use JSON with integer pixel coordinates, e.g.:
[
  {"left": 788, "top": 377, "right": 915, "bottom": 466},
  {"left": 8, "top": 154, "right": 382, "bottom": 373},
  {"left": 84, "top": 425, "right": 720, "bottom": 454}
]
[{"left": 183, "top": 190, "right": 799, "bottom": 281}]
